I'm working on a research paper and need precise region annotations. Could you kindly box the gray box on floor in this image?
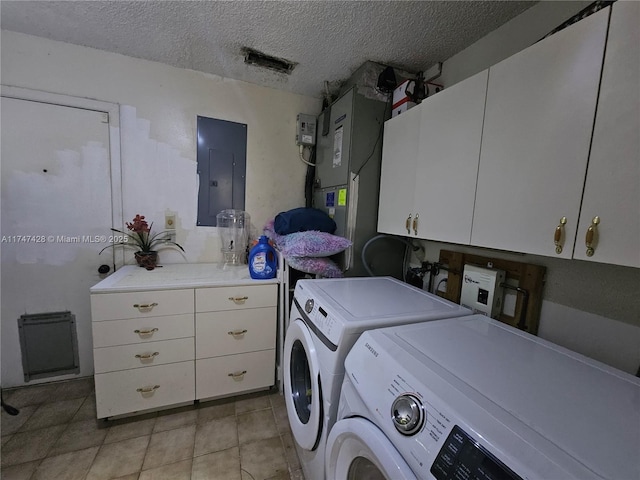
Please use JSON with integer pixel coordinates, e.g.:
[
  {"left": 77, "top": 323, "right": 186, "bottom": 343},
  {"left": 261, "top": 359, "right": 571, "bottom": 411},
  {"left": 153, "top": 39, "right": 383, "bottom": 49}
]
[{"left": 18, "top": 311, "right": 80, "bottom": 382}]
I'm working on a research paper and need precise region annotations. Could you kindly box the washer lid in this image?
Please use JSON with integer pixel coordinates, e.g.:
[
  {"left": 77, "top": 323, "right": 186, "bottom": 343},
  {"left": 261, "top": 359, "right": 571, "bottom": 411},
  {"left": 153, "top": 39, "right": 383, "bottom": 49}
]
[
  {"left": 392, "top": 315, "right": 640, "bottom": 480},
  {"left": 311, "top": 277, "right": 468, "bottom": 319}
]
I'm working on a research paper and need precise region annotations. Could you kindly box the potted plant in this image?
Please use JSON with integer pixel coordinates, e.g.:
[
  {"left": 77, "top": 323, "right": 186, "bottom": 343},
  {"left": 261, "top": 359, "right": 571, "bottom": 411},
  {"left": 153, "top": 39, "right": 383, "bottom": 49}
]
[{"left": 100, "top": 214, "right": 184, "bottom": 270}]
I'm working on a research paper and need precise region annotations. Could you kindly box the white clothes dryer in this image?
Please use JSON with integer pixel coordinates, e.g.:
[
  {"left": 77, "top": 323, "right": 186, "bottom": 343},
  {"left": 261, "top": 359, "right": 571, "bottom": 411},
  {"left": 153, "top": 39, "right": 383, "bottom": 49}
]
[
  {"left": 327, "top": 315, "right": 640, "bottom": 480},
  {"left": 283, "top": 277, "right": 472, "bottom": 480}
]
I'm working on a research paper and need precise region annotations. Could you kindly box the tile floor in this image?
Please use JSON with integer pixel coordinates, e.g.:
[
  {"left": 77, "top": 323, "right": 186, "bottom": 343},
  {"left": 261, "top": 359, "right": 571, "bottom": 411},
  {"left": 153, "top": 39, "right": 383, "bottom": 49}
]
[{"left": 0, "top": 377, "right": 304, "bottom": 480}]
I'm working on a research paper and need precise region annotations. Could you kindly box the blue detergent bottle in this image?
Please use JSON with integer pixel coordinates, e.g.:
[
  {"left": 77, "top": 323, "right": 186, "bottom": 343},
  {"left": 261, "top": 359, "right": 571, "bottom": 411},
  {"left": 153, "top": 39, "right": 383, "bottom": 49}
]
[{"left": 249, "top": 236, "right": 277, "bottom": 279}]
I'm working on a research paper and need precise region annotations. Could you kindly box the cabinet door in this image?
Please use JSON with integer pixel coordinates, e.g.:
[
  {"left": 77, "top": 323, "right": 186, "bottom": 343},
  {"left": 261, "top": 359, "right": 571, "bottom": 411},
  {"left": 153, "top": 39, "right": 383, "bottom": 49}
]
[
  {"left": 574, "top": 2, "right": 640, "bottom": 267},
  {"left": 377, "top": 104, "right": 422, "bottom": 236},
  {"left": 471, "top": 8, "right": 609, "bottom": 258},
  {"left": 412, "top": 70, "right": 488, "bottom": 244}
]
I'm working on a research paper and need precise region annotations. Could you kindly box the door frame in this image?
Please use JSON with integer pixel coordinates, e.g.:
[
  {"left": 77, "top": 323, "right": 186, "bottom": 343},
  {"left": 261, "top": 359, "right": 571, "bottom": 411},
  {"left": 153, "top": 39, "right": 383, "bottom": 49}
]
[{"left": 1, "top": 85, "right": 124, "bottom": 266}]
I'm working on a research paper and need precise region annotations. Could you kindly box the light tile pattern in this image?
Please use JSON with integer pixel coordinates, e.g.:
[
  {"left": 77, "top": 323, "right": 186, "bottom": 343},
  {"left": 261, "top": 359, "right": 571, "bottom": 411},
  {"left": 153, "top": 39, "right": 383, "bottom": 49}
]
[{"left": 1, "top": 378, "right": 304, "bottom": 479}]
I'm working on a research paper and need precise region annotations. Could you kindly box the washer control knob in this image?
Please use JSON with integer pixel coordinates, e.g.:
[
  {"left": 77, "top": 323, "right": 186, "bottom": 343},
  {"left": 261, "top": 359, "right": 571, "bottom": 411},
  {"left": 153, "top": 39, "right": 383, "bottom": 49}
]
[
  {"left": 304, "top": 299, "right": 314, "bottom": 314},
  {"left": 391, "top": 394, "right": 424, "bottom": 435}
]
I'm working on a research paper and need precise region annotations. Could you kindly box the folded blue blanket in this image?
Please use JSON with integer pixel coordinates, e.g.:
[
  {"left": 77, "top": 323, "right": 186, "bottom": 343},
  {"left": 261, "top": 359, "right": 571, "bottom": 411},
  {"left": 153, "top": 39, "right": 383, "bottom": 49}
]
[{"left": 274, "top": 208, "right": 336, "bottom": 235}]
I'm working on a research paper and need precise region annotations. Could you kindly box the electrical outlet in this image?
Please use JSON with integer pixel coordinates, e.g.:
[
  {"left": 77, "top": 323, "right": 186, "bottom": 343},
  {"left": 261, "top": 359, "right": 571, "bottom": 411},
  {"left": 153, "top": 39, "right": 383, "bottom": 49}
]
[{"left": 165, "top": 214, "right": 176, "bottom": 230}]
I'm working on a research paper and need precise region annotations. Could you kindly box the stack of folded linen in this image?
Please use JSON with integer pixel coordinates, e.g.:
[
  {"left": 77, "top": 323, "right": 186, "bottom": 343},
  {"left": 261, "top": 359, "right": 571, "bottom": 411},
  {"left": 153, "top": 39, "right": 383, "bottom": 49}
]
[{"left": 263, "top": 208, "right": 351, "bottom": 278}]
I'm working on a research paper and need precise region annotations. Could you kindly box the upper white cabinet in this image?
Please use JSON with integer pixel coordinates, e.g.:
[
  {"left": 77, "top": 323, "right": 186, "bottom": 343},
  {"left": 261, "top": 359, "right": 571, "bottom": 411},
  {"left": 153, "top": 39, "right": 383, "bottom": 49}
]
[
  {"left": 378, "top": 70, "right": 488, "bottom": 244},
  {"left": 377, "top": 103, "right": 422, "bottom": 237},
  {"left": 573, "top": 1, "right": 639, "bottom": 267},
  {"left": 413, "top": 70, "right": 488, "bottom": 244},
  {"left": 470, "top": 8, "right": 609, "bottom": 258}
]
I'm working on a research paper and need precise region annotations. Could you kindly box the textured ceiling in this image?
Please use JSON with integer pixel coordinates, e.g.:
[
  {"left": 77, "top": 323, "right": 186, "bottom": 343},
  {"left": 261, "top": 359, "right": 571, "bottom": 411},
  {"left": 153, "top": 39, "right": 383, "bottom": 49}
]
[{"left": 0, "top": 1, "right": 536, "bottom": 99}]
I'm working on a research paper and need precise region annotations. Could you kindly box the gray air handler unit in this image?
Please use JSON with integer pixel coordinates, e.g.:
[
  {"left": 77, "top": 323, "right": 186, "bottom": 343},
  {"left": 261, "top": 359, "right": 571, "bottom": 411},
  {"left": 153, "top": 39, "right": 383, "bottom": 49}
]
[{"left": 313, "top": 77, "right": 405, "bottom": 278}]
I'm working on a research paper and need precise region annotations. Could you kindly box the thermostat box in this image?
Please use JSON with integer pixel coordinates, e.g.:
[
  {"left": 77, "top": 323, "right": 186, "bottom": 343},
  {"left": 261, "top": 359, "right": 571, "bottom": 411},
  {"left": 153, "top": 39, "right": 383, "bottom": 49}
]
[
  {"left": 392, "top": 79, "right": 444, "bottom": 117},
  {"left": 296, "top": 113, "right": 317, "bottom": 146},
  {"left": 392, "top": 80, "right": 416, "bottom": 117},
  {"left": 460, "top": 265, "right": 505, "bottom": 319}
]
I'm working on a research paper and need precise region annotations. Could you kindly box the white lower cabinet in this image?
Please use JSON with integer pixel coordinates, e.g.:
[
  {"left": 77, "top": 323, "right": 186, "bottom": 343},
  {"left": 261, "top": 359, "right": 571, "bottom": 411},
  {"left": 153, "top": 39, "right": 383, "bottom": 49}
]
[
  {"left": 93, "top": 338, "right": 194, "bottom": 374},
  {"left": 95, "top": 361, "right": 194, "bottom": 419},
  {"left": 195, "top": 283, "right": 277, "bottom": 401},
  {"left": 90, "top": 265, "right": 278, "bottom": 419},
  {"left": 196, "top": 308, "right": 277, "bottom": 358},
  {"left": 196, "top": 350, "right": 276, "bottom": 400},
  {"left": 91, "top": 313, "right": 194, "bottom": 348}
]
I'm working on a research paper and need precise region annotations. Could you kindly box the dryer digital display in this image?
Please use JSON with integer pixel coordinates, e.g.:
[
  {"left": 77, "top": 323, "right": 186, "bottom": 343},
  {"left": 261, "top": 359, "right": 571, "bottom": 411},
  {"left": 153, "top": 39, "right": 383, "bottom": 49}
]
[{"left": 431, "top": 425, "right": 521, "bottom": 480}]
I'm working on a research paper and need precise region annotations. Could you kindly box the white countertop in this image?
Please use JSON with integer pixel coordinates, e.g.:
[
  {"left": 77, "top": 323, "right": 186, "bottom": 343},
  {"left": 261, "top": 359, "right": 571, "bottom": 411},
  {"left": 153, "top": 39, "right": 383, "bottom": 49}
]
[{"left": 90, "top": 263, "right": 279, "bottom": 293}]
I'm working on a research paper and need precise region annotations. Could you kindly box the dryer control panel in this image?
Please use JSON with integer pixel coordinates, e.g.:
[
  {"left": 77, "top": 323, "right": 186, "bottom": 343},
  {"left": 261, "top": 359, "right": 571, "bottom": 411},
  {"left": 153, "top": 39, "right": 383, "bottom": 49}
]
[{"left": 431, "top": 425, "right": 521, "bottom": 480}]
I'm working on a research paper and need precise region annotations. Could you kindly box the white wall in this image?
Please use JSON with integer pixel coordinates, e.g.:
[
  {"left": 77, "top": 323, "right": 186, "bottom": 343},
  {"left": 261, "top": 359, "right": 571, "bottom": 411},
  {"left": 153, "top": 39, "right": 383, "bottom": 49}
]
[
  {"left": 1, "top": 30, "right": 321, "bottom": 386},
  {"left": 421, "top": 241, "right": 640, "bottom": 375},
  {"left": 1, "top": 30, "right": 321, "bottom": 264},
  {"left": 437, "top": 1, "right": 593, "bottom": 87},
  {"left": 418, "top": 2, "right": 640, "bottom": 375}
]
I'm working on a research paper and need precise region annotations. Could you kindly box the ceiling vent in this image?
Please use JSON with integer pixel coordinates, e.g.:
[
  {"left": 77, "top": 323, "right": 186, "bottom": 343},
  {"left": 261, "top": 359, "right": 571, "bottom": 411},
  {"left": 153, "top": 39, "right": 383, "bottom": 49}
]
[{"left": 242, "top": 47, "right": 296, "bottom": 74}]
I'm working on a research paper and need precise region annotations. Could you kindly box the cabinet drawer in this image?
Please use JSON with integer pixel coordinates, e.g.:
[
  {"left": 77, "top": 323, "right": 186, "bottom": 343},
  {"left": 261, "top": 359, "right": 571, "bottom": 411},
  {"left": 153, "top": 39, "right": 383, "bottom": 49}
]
[
  {"left": 196, "top": 284, "right": 277, "bottom": 312},
  {"left": 196, "top": 307, "right": 276, "bottom": 359},
  {"left": 92, "top": 314, "right": 194, "bottom": 348},
  {"left": 91, "top": 289, "right": 193, "bottom": 321},
  {"left": 94, "top": 338, "right": 194, "bottom": 374},
  {"left": 95, "top": 361, "right": 194, "bottom": 418},
  {"left": 196, "top": 350, "right": 275, "bottom": 400}
]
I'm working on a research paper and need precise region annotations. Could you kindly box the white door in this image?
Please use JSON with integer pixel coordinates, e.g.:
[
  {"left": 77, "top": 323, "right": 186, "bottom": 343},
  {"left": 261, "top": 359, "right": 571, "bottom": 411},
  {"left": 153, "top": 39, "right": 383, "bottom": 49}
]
[
  {"left": 283, "top": 317, "right": 323, "bottom": 451},
  {"left": 326, "top": 418, "right": 415, "bottom": 480},
  {"left": 1, "top": 92, "right": 118, "bottom": 387}
]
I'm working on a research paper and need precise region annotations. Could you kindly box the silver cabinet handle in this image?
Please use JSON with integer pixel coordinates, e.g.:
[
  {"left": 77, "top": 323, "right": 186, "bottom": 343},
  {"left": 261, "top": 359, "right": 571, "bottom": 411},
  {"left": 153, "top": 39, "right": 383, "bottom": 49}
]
[
  {"left": 227, "top": 329, "right": 248, "bottom": 338},
  {"left": 228, "top": 296, "right": 248, "bottom": 305},
  {"left": 228, "top": 370, "right": 247, "bottom": 380},
  {"left": 133, "top": 302, "right": 158, "bottom": 312},
  {"left": 135, "top": 352, "right": 159, "bottom": 360},
  {"left": 136, "top": 385, "right": 160, "bottom": 394},
  {"left": 134, "top": 327, "right": 158, "bottom": 336}
]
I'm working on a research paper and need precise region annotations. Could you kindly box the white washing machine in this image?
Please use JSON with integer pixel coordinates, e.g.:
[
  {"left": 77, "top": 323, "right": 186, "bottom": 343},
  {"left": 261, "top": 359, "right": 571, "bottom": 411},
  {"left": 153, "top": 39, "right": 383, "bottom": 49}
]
[
  {"left": 283, "top": 277, "right": 472, "bottom": 480},
  {"left": 327, "top": 315, "right": 640, "bottom": 480}
]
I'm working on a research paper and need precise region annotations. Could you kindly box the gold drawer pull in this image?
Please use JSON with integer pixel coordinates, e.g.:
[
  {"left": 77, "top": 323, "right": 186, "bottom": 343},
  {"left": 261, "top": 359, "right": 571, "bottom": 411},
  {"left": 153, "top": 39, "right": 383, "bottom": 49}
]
[
  {"left": 228, "top": 370, "right": 247, "bottom": 380},
  {"left": 228, "top": 329, "right": 248, "bottom": 338},
  {"left": 554, "top": 216, "right": 567, "bottom": 254},
  {"left": 585, "top": 216, "right": 600, "bottom": 257},
  {"left": 134, "top": 327, "right": 158, "bottom": 336},
  {"left": 133, "top": 302, "right": 158, "bottom": 312},
  {"left": 405, "top": 214, "right": 412, "bottom": 234},
  {"left": 135, "top": 352, "right": 159, "bottom": 360},
  {"left": 136, "top": 385, "right": 160, "bottom": 394},
  {"left": 228, "top": 296, "right": 248, "bottom": 305},
  {"left": 412, "top": 213, "right": 419, "bottom": 236}
]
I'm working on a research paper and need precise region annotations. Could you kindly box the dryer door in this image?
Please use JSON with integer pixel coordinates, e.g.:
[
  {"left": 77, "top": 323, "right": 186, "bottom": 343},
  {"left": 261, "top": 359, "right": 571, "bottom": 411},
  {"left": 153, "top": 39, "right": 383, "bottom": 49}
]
[
  {"left": 284, "top": 317, "right": 323, "bottom": 451},
  {"left": 326, "top": 417, "right": 415, "bottom": 480}
]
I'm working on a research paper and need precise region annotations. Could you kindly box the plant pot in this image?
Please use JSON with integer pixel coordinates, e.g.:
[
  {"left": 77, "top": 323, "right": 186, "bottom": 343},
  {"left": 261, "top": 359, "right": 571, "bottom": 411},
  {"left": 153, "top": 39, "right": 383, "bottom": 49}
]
[{"left": 135, "top": 251, "right": 158, "bottom": 270}]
